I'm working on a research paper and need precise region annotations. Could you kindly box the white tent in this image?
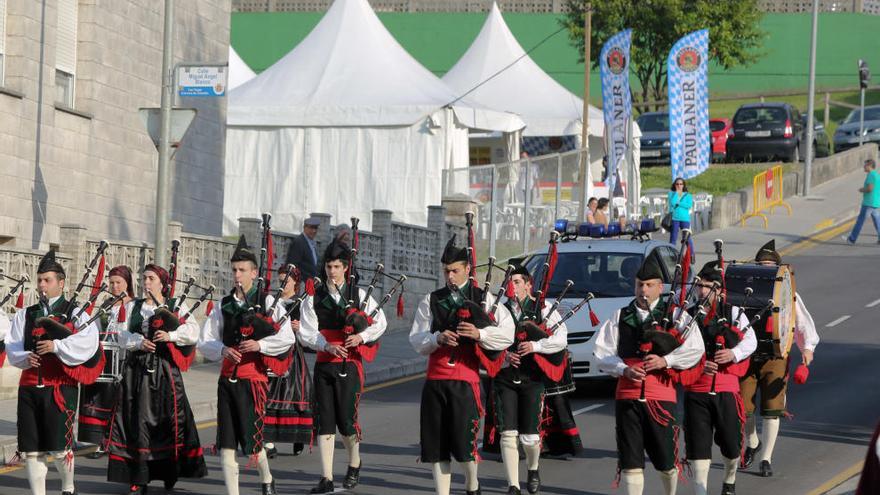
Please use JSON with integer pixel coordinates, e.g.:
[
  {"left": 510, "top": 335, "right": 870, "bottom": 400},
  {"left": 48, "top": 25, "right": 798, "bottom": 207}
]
[
  {"left": 227, "top": 46, "right": 256, "bottom": 91},
  {"left": 442, "top": 2, "right": 642, "bottom": 204},
  {"left": 224, "top": 0, "right": 524, "bottom": 233}
]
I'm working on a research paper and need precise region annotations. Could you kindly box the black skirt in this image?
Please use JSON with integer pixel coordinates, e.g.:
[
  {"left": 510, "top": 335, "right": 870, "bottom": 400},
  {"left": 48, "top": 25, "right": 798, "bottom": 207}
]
[
  {"left": 78, "top": 381, "right": 120, "bottom": 445},
  {"left": 107, "top": 351, "right": 206, "bottom": 485},
  {"left": 264, "top": 343, "right": 314, "bottom": 444}
]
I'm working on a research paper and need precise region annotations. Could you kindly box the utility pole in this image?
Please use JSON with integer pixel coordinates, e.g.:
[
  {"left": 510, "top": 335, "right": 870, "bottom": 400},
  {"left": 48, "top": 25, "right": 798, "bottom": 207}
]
[
  {"left": 154, "top": 0, "right": 174, "bottom": 267},
  {"left": 577, "top": 2, "right": 592, "bottom": 222},
  {"left": 804, "top": 0, "right": 818, "bottom": 196}
]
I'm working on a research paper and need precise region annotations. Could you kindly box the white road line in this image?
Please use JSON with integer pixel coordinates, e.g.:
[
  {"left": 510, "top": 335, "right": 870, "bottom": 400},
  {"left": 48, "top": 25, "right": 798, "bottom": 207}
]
[
  {"left": 573, "top": 404, "right": 604, "bottom": 416},
  {"left": 866, "top": 298, "right": 880, "bottom": 308},
  {"left": 826, "top": 315, "right": 851, "bottom": 327}
]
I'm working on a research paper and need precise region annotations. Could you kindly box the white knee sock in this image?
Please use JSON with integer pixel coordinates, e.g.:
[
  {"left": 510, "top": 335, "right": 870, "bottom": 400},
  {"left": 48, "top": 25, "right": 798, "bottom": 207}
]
[
  {"left": 521, "top": 434, "right": 541, "bottom": 471},
  {"left": 658, "top": 467, "right": 678, "bottom": 495},
  {"left": 256, "top": 448, "right": 272, "bottom": 484},
  {"left": 52, "top": 452, "right": 75, "bottom": 493},
  {"left": 220, "top": 448, "right": 239, "bottom": 495},
  {"left": 431, "top": 461, "right": 451, "bottom": 495},
  {"left": 461, "top": 460, "right": 479, "bottom": 491},
  {"left": 500, "top": 431, "right": 519, "bottom": 487},
  {"left": 691, "top": 459, "right": 710, "bottom": 495},
  {"left": 759, "top": 417, "right": 780, "bottom": 463},
  {"left": 318, "top": 434, "right": 335, "bottom": 480},
  {"left": 24, "top": 453, "right": 48, "bottom": 495},
  {"left": 723, "top": 456, "right": 738, "bottom": 484},
  {"left": 746, "top": 416, "right": 759, "bottom": 448},
  {"left": 620, "top": 468, "right": 644, "bottom": 495},
  {"left": 342, "top": 433, "right": 361, "bottom": 468}
]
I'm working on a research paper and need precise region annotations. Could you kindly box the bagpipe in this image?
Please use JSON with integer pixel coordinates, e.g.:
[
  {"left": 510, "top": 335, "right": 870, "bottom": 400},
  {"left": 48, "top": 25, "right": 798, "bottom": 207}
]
[
  {"left": 144, "top": 240, "right": 215, "bottom": 374},
  {"left": 335, "top": 217, "right": 407, "bottom": 378},
  {"left": 0, "top": 270, "right": 29, "bottom": 310},
  {"left": 507, "top": 231, "right": 599, "bottom": 385}
]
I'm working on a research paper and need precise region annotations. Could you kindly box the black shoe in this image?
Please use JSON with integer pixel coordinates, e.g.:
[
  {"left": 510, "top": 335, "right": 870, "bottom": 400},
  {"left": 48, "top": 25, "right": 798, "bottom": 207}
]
[
  {"left": 507, "top": 486, "right": 521, "bottom": 495},
  {"left": 265, "top": 445, "right": 277, "bottom": 459},
  {"left": 742, "top": 440, "right": 761, "bottom": 469},
  {"left": 127, "top": 486, "right": 147, "bottom": 495},
  {"left": 62, "top": 491, "right": 78, "bottom": 495},
  {"left": 309, "top": 478, "right": 334, "bottom": 494},
  {"left": 526, "top": 469, "right": 540, "bottom": 494},
  {"left": 293, "top": 442, "right": 304, "bottom": 456},
  {"left": 261, "top": 479, "right": 277, "bottom": 495},
  {"left": 87, "top": 448, "right": 106, "bottom": 459},
  {"left": 343, "top": 463, "right": 362, "bottom": 489},
  {"left": 721, "top": 482, "right": 736, "bottom": 495},
  {"left": 163, "top": 479, "right": 176, "bottom": 492},
  {"left": 760, "top": 460, "right": 773, "bottom": 477},
  {"left": 466, "top": 485, "right": 482, "bottom": 495}
]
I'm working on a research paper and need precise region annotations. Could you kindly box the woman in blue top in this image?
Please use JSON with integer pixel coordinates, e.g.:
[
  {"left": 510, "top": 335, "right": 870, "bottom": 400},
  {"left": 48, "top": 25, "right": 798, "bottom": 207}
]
[{"left": 668, "top": 177, "right": 695, "bottom": 261}]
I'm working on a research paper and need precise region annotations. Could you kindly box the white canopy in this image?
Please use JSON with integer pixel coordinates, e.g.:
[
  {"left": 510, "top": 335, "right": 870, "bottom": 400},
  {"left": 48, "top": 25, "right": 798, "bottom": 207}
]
[
  {"left": 442, "top": 2, "right": 604, "bottom": 137},
  {"left": 227, "top": 46, "right": 256, "bottom": 91},
  {"left": 224, "top": 0, "right": 524, "bottom": 234}
]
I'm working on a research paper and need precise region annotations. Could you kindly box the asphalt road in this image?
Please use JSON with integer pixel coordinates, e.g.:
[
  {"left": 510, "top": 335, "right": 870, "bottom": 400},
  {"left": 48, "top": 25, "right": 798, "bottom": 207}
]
[{"left": 2, "top": 234, "right": 878, "bottom": 494}]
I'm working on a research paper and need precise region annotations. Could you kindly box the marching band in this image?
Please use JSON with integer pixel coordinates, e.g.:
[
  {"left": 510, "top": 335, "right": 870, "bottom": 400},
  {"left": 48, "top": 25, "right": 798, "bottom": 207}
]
[{"left": 1, "top": 213, "right": 822, "bottom": 495}]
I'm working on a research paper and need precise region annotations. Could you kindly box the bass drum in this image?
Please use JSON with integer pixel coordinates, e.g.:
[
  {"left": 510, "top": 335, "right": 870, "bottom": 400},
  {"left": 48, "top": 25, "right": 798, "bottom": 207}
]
[
  {"left": 544, "top": 351, "right": 575, "bottom": 396},
  {"left": 724, "top": 263, "right": 796, "bottom": 358}
]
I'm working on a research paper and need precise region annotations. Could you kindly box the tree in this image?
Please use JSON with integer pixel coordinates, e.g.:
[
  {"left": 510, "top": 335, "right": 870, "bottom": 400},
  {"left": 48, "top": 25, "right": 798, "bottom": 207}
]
[{"left": 562, "top": 0, "right": 766, "bottom": 111}]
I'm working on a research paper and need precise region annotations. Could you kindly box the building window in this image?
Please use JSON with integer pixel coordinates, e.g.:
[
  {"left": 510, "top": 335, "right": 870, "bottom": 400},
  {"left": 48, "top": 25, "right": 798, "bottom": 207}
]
[
  {"left": 470, "top": 146, "right": 491, "bottom": 165},
  {"left": 55, "top": 0, "right": 78, "bottom": 106},
  {"left": 55, "top": 69, "right": 74, "bottom": 107},
  {"left": 0, "top": 0, "right": 7, "bottom": 86}
]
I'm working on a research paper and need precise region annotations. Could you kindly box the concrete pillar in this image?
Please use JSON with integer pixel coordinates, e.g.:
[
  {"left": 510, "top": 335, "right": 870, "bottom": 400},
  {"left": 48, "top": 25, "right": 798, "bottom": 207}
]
[
  {"left": 371, "top": 209, "right": 394, "bottom": 274},
  {"left": 427, "top": 205, "right": 446, "bottom": 285},
  {"left": 59, "top": 224, "right": 88, "bottom": 295},
  {"left": 238, "top": 217, "right": 261, "bottom": 249},
  {"left": 168, "top": 221, "right": 183, "bottom": 244}
]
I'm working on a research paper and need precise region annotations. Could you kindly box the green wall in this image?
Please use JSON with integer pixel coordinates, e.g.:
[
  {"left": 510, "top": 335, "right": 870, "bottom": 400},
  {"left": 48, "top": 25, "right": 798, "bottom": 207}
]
[{"left": 231, "top": 12, "right": 880, "bottom": 103}]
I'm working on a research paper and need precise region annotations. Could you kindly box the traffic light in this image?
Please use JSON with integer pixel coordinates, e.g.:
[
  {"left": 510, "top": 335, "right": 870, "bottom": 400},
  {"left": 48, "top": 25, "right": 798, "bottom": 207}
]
[{"left": 859, "top": 59, "right": 871, "bottom": 89}]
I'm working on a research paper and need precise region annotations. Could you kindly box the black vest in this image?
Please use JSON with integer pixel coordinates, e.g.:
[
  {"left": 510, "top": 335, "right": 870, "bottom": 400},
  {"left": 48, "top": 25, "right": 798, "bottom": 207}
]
[
  {"left": 126, "top": 298, "right": 178, "bottom": 337},
  {"left": 220, "top": 289, "right": 267, "bottom": 347},
  {"left": 428, "top": 284, "right": 484, "bottom": 334},
  {"left": 313, "top": 284, "right": 360, "bottom": 331},
  {"left": 617, "top": 299, "right": 668, "bottom": 360}
]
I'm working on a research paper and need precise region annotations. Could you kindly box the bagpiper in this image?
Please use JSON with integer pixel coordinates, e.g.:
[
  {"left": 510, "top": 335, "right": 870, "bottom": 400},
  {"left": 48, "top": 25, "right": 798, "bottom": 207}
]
[{"left": 7, "top": 250, "right": 102, "bottom": 495}]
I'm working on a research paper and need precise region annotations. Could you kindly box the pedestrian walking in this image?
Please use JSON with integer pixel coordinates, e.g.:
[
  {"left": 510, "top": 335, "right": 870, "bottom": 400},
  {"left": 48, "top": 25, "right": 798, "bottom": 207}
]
[{"left": 843, "top": 159, "right": 880, "bottom": 244}]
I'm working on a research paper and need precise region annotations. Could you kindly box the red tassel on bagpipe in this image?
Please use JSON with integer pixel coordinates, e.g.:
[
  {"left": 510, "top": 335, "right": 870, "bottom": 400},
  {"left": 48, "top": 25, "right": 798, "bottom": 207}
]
[
  {"left": 396, "top": 291, "right": 404, "bottom": 318},
  {"left": 305, "top": 278, "right": 316, "bottom": 296},
  {"left": 793, "top": 364, "right": 810, "bottom": 384},
  {"left": 15, "top": 291, "right": 24, "bottom": 309},
  {"left": 589, "top": 309, "right": 600, "bottom": 327},
  {"left": 204, "top": 300, "right": 214, "bottom": 317},
  {"left": 116, "top": 303, "right": 127, "bottom": 322},
  {"left": 679, "top": 245, "right": 691, "bottom": 307},
  {"left": 264, "top": 229, "right": 274, "bottom": 290},
  {"left": 86, "top": 255, "right": 106, "bottom": 316},
  {"left": 505, "top": 278, "right": 515, "bottom": 299}
]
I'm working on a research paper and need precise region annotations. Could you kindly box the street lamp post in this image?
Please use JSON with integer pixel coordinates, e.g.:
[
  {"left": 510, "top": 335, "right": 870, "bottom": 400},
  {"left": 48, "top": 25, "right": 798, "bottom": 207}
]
[
  {"left": 154, "top": 0, "right": 174, "bottom": 267},
  {"left": 804, "top": 0, "right": 819, "bottom": 196}
]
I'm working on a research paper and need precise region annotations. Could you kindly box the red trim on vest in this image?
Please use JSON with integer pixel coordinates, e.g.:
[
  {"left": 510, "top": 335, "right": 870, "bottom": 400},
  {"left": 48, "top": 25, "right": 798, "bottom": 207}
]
[
  {"left": 532, "top": 353, "right": 567, "bottom": 382},
  {"left": 316, "top": 329, "right": 378, "bottom": 364},
  {"left": 616, "top": 358, "right": 676, "bottom": 402},
  {"left": 221, "top": 354, "right": 269, "bottom": 383}
]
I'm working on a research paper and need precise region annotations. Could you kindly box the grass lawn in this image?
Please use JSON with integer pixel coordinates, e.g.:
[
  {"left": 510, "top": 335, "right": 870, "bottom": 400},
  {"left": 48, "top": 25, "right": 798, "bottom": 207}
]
[{"left": 640, "top": 163, "right": 796, "bottom": 196}]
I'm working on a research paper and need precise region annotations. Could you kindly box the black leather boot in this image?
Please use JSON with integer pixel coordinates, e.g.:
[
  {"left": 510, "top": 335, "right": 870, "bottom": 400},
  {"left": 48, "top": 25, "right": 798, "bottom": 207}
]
[
  {"left": 742, "top": 440, "right": 761, "bottom": 469},
  {"left": 526, "top": 469, "right": 541, "bottom": 494},
  {"left": 721, "top": 482, "right": 736, "bottom": 495},
  {"left": 261, "top": 479, "right": 277, "bottom": 495},
  {"left": 309, "top": 478, "right": 334, "bottom": 494},
  {"left": 343, "top": 463, "right": 362, "bottom": 489},
  {"left": 760, "top": 460, "right": 773, "bottom": 477}
]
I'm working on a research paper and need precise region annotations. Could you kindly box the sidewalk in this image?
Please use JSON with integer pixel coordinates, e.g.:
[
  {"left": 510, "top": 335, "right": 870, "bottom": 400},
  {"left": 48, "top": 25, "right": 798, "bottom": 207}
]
[{"left": 0, "top": 169, "right": 868, "bottom": 463}]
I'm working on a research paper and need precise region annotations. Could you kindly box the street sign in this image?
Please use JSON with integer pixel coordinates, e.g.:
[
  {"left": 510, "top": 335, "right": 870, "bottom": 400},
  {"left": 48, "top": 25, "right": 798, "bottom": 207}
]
[
  {"left": 138, "top": 107, "right": 197, "bottom": 155},
  {"left": 177, "top": 65, "right": 227, "bottom": 97}
]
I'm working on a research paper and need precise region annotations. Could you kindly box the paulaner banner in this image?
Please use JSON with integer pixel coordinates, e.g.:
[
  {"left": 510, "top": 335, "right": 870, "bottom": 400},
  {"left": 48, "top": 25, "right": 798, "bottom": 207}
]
[
  {"left": 668, "top": 29, "right": 709, "bottom": 180},
  {"left": 600, "top": 29, "right": 632, "bottom": 196}
]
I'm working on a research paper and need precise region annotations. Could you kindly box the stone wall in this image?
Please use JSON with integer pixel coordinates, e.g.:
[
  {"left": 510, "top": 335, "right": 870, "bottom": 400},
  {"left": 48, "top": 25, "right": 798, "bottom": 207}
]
[{"left": 0, "top": 0, "right": 230, "bottom": 251}]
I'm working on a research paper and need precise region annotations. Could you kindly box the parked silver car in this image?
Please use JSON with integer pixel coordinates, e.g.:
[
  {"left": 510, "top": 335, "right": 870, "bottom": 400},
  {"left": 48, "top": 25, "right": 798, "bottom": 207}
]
[{"left": 833, "top": 105, "right": 880, "bottom": 153}]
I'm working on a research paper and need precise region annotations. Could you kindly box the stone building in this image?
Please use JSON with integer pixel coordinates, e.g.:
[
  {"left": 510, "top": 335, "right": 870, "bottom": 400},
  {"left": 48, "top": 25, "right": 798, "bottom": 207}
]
[{"left": 0, "top": 0, "right": 230, "bottom": 250}]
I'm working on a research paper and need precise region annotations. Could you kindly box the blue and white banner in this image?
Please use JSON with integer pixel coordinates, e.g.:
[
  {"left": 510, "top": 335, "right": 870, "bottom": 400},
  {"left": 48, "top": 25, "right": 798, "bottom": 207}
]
[
  {"left": 668, "top": 29, "right": 709, "bottom": 180},
  {"left": 600, "top": 29, "right": 632, "bottom": 196}
]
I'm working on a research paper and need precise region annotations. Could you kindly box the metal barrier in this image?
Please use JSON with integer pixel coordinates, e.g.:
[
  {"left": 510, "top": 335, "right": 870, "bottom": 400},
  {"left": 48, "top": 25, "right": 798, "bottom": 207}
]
[{"left": 741, "top": 165, "right": 792, "bottom": 228}]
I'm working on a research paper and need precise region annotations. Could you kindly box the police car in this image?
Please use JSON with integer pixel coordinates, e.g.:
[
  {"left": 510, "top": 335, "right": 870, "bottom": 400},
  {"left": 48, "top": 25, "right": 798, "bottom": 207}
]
[{"left": 514, "top": 219, "right": 683, "bottom": 385}]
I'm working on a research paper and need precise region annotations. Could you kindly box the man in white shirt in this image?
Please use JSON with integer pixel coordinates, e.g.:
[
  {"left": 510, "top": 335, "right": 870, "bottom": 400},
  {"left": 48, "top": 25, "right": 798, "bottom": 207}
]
[{"left": 594, "top": 255, "right": 704, "bottom": 495}]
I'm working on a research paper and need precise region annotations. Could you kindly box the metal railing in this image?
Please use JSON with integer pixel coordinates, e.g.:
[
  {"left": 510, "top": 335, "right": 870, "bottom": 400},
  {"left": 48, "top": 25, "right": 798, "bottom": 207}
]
[{"left": 741, "top": 165, "right": 793, "bottom": 228}]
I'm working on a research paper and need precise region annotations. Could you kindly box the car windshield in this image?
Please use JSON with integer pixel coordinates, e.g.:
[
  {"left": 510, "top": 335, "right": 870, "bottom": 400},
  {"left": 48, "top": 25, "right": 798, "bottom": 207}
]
[
  {"left": 734, "top": 107, "right": 788, "bottom": 125},
  {"left": 709, "top": 120, "right": 727, "bottom": 132},
  {"left": 636, "top": 114, "right": 669, "bottom": 132},
  {"left": 524, "top": 252, "right": 644, "bottom": 298},
  {"left": 844, "top": 107, "right": 880, "bottom": 123}
]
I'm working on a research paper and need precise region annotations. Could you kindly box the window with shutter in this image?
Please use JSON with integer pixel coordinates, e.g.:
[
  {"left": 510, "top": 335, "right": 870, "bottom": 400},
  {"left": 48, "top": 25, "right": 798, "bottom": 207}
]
[{"left": 55, "top": 0, "right": 77, "bottom": 106}]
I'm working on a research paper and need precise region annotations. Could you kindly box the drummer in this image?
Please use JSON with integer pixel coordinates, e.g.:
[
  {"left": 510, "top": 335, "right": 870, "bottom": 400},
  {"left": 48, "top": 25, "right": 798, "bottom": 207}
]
[{"left": 740, "top": 240, "right": 819, "bottom": 477}]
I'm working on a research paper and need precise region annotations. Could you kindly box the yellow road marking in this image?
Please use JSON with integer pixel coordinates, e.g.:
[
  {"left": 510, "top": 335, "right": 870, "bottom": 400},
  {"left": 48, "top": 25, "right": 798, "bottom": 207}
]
[
  {"left": 813, "top": 218, "right": 833, "bottom": 232},
  {"left": 805, "top": 459, "right": 864, "bottom": 495},
  {"left": 779, "top": 219, "right": 856, "bottom": 257}
]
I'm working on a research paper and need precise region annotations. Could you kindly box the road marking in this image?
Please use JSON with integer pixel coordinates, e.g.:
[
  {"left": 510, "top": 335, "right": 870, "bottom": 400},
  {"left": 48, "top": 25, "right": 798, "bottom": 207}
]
[
  {"left": 364, "top": 372, "right": 426, "bottom": 393},
  {"left": 573, "top": 404, "right": 604, "bottom": 416},
  {"left": 805, "top": 459, "right": 865, "bottom": 495},
  {"left": 778, "top": 219, "right": 856, "bottom": 258},
  {"left": 825, "top": 315, "right": 851, "bottom": 328},
  {"left": 867, "top": 298, "right": 880, "bottom": 308},
  {"left": 813, "top": 218, "right": 833, "bottom": 231}
]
